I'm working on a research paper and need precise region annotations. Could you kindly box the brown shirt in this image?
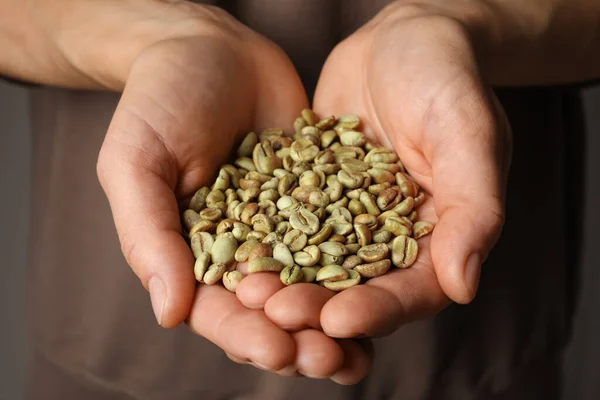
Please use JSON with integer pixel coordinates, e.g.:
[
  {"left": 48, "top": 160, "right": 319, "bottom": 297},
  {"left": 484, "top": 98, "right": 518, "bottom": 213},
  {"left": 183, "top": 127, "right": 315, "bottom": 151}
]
[{"left": 25, "top": 1, "right": 581, "bottom": 399}]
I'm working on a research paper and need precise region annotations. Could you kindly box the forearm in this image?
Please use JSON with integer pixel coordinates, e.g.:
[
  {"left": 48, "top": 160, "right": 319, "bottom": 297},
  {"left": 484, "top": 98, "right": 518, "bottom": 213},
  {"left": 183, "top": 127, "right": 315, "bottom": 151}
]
[
  {"left": 0, "top": 0, "right": 206, "bottom": 90},
  {"left": 404, "top": 0, "right": 600, "bottom": 86},
  {"left": 472, "top": 0, "right": 600, "bottom": 86}
]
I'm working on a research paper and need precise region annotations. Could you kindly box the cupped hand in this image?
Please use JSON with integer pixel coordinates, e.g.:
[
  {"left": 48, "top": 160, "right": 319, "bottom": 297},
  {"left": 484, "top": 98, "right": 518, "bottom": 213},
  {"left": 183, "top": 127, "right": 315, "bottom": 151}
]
[
  {"left": 96, "top": 4, "right": 370, "bottom": 381},
  {"left": 262, "top": 2, "right": 511, "bottom": 342}
]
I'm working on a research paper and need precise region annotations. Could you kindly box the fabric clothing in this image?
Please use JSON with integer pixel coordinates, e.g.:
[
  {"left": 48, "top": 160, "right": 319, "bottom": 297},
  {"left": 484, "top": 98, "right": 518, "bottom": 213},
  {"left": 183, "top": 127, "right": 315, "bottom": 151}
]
[{"left": 24, "top": 1, "right": 583, "bottom": 398}]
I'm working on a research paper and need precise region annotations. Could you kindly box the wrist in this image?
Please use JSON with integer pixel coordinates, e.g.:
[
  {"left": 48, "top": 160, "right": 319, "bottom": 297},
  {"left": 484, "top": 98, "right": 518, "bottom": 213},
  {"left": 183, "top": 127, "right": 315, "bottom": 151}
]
[
  {"left": 38, "top": 0, "right": 196, "bottom": 90},
  {"left": 386, "top": 0, "right": 600, "bottom": 85},
  {"left": 379, "top": 0, "right": 539, "bottom": 86}
]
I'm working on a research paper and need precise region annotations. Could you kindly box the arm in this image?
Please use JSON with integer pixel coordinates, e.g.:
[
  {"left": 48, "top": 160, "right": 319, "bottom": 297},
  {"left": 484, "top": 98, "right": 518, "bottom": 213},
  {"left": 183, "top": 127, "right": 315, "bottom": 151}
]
[
  {"left": 0, "top": 0, "right": 215, "bottom": 90},
  {"left": 399, "top": 0, "right": 600, "bottom": 85}
]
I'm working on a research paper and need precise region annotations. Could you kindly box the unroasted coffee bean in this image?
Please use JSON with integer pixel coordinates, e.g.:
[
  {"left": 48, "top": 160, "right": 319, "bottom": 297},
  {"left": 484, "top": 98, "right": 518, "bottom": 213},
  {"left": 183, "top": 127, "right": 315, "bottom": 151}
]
[
  {"left": 237, "top": 132, "right": 259, "bottom": 158},
  {"left": 319, "top": 241, "right": 348, "bottom": 257},
  {"left": 189, "top": 187, "right": 211, "bottom": 212},
  {"left": 383, "top": 216, "right": 412, "bottom": 236},
  {"left": 413, "top": 221, "right": 434, "bottom": 239},
  {"left": 235, "top": 239, "right": 258, "bottom": 262},
  {"left": 289, "top": 206, "right": 320, "bottom": 235},
  {"left": 357, "top": 243, "right": 389, "bottom": 263},
  {"left": 346, "top": 232, "right": 357, "bottom": 244},
  {"left": 365, "top": 148, "right": 398, "bottom": 164},
  {"left": 354, "top": 223, "right": 372, "bottom": 247},
  {"left": 408, "top": 210, "right": 418, "bottom": 223},
  {"left": 377, "top": 210, "right": 400, "bottom": 227},
  {"left": 189, "top": 220, "right": 216, "bottom": 236},
  {"left": 213, "top": 169, "right": 230, "bottom": 191},
  {"left": 394, "top": 196, "right": 415, "bottom": 216},
  {"left": 307, "top": 223, "right": 332, "bottom": 245},
  {"left": 354, "top": 259, "right": 391, "bottom": 278},
  {"left": 194, "top": 252, "right": 211, "bottom": 282},
  {"left": 246, "top": 230, "right": 267, "bottom": 242},
  {"left": 248, "top": 242, "right": 272, "bottom": 262},
  {"left": 262, "top": 231, "right": 283, "bottom": 245},
  {"left": 391, "top": 235, "right": 418, "bottom": 268},
  {"left": 323, "top": 269, "right": 361, "bottom": 291},
  {"left": 354, "top": 214, "right": 378, "bottom": 230},
  {"left": 339, "top": 130, "right": 366, "bottom": 147},
  {"left": 200, "top": 207, "right": 223, "bottom": 222},
  {"left": 368, "top": 168, "right": 395, "bottom": 184},
  {"left": 204, "top": 263, "right": 227, "bottom": 285},
  {"left": 191, "top": 232, "right": 215, "bottom": 258},
  {"left": 328, "top": 234, "right": 346, "bottom": 243},
  {"left": 183, "top": 209, "right": 202, "bottom": 231},
  {"left": 273, "top": 243, "right": 294, "bottom": 268},
  {"left": 345, "top": 243, "right": 361, "bottom": 255},
  {"left": 359, "top": 191, "right": 380, "bottom": 216},
  {"left": 414, "top": 191, "right": 426, "bottom": 207},
  {"left": 253, "top": 140, "right": 282, "bottom": 174},
  {"left": 372, "top": 229, "right": 392, "bottom": 244},
  {"left": 283, "top": 229, "right": 308, "bottom": 252},
  {"left": 280, "top": 264, "right": 304, "bottom": 285},
  {"left": 377, "top": 187, "right": 402, "bottom": 211},
  {"left": 348, "top": 198, "right": 367, "bottom": 216},
  {"left": 248, "top": 257, "right": 285, "bottom": 273},
  {"left": 294, "top": 245, "right": 321, "bottom": 267},
  {"left": 211, "top": 233, "right": 237, "bottom": 266},
  {"left": 320, "top": 253, "right": 344, "bottom": 266},
  {"left": 251, "top": 213, "right": 275, "bottom": 234},
  {"left": 223, "top": 270, "right": 244, "bottom": 292},
  {"left": 395, "top": 172, "right": 419, "bottom": 198},
  {"left": 316, "top": 265, "right": 349, "bottom": 282},
  {"left": 342, "top": 255, "right": 363, "bottom": 270},
  {"left": 231, "top": 221, "right": 252, "bottom": 243}
]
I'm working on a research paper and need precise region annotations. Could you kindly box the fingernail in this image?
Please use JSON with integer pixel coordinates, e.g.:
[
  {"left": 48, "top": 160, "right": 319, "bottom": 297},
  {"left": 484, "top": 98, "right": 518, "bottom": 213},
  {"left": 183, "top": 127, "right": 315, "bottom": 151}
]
[
  {"left": 465, "top": 253, "right": 482, "bottom": 299},
  {"left": 275, "top": 364, "right": 299, "bottom": 376},
  {"left": 149, "top": 277, "right": 166, "bottom": 326},
  {"left": 298, "top": 370, "right": 327, "bottom": 379},
  {"left": 252, "top": 361, "right": 273, "bottom": 371}
]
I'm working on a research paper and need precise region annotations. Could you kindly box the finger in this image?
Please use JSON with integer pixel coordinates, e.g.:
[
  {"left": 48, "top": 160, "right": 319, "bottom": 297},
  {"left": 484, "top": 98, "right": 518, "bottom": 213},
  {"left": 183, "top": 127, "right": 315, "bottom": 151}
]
[
  {"left": 187, "top": 284, "right": 296, "bottom": 371},
  {"left": 291, "top": 330, "right": 344, "bottom": 378},
  {"left": 424, "top": 80, "right": 507, "bottom": 304},
  {"left": 97, "top": 115, "right": 195, "bottom": 328},
  {"left": 321, "top": 207, "right": 449, "bottom": 338},
  {"left": 264, "top": 284, "right": 335, "bottom": 331},
  {"left": 330, "top": 339, "right": 373, "bottom": 385},
  {"left": 236, "top": 272, "right": 286, "bottom": 309},
  {"left": 320, "top": 268, "right": 448, "bottom": 338},
  {"left": 226, "top": 353, "right": 301, "bottom": 377}
]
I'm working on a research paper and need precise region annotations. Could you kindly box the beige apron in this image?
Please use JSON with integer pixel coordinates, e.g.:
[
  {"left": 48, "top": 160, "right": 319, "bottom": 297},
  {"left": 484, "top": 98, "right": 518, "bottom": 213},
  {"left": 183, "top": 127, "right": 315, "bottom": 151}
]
[{"left": 25, "top": 1, "right": 581, "bottom": 398}]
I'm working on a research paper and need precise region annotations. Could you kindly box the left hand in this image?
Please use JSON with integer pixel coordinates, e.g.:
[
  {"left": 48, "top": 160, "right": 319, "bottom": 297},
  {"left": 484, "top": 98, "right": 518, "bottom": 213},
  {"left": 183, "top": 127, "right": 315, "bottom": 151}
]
[{"left": 260, "top": 2, "right": 511, "bottom": 342}]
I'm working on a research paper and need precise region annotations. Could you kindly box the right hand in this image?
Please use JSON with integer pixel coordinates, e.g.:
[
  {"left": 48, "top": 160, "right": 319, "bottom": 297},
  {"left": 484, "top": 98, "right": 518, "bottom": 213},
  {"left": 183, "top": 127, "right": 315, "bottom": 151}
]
[{"left": 93, "top": 1, "right": 371, "bottom": 383}]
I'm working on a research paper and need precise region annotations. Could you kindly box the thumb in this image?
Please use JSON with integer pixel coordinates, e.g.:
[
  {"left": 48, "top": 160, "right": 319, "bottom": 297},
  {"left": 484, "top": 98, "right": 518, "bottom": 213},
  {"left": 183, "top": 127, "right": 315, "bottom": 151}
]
[
  {"left": 97, "top": 105, "right": 196, "bottom": 328},
  {"left": 428, "top": 85, "right": 510, "bottom": 304}
]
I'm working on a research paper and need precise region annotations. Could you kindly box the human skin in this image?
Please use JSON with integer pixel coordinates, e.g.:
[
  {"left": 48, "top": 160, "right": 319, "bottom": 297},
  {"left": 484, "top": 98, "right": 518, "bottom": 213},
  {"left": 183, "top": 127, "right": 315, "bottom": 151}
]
[
  {"left": 259, "top": 0, "right": 600, "bottom": 344},
  {"left": 1, "top": 0, "right": 600, "bottom": 385}
]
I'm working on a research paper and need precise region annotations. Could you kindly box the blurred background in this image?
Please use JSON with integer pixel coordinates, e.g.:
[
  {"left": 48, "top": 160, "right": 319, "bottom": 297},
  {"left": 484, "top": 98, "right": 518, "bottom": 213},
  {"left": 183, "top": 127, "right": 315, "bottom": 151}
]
[{"left": 0, "top": 81, "right": 598, "bottom": 400}]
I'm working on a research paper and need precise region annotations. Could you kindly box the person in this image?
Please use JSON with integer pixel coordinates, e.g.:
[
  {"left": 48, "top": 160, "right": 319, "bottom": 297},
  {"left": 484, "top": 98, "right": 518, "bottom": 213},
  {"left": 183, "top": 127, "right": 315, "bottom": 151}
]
[{"left": 1, "top": 0, "right": 598, "bottom": 398}]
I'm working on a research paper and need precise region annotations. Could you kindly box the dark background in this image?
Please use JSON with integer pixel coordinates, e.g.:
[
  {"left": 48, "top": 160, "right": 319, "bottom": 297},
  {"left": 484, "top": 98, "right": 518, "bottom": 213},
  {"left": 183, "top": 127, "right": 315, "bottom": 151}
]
[{"left": 0, "top": 81, "right": 598, "bottom": 400}]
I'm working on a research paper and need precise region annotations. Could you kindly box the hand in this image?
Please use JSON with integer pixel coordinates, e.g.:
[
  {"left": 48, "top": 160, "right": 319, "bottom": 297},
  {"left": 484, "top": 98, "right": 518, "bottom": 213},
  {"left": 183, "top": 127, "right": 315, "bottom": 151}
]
[
  {"left": 262, "top": 2, "right": 511, "bottom": 343},
  {"left": 96, "top": 2, "right": 371, "bottom": 381}
]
